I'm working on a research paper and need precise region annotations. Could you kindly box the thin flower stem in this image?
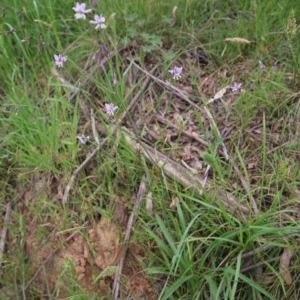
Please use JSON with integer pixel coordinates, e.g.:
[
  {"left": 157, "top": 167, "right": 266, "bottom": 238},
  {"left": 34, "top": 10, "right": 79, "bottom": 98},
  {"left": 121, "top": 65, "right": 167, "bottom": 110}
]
[{"left": 91, "top": 108, "right": 100, "bottom": 146}]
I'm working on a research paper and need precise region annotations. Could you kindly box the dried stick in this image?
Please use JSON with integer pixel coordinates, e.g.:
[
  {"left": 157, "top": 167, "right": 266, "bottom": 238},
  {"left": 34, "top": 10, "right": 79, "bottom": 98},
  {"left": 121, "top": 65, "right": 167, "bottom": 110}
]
[
  {"left": 91, "top": 108, "right": 100, "bottom": 146},
  {"left": 0, "top": 184, "right": 31, "bottom": 268},
  {"left": 241, "top": 256, "right": 280, "bottom": 273},
  {"left": 156, "top": 115, "right": 208, "bottom": 147},
  {"left": 233, "top": 244, "right": 273, "bottom": 261},
  {"left": 0, "top": 203, "right": 11, "bottom": 266},
  {"left": 62, "top": 146, "right": 99, "bottom": 204},
  {"left": 130, "top": 59, "right": 202, "bottom": 111},
  {"left": 115, "top": 126, "right": 249, "bottom": 217},
  {"left": 112, "top": 175, "right": 147, "bottom": 299},
  {"left": 62, "top": 109, "right": 102, "bottom": 204}
]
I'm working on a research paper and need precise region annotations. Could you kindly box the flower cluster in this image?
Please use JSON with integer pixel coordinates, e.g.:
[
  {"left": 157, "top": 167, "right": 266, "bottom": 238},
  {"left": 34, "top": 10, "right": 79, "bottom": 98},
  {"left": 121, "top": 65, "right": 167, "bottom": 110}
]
[
  {"left": 53, "top": 2, "right": 118, "bottom": 147},
  {"left": 72, "top": 2, "right": 106, "bottom": 30},
  {"left": 54, "top": 3, "right": 107, "bottom": 69},
  {"left": 54, "top": 2, "right": 259, "bottom": 145}
]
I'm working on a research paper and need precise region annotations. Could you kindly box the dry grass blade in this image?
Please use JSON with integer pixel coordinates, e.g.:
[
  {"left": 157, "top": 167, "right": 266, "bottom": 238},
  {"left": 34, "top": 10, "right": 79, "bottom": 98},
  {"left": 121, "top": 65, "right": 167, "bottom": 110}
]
[
  {"left": 62, "top": 145, "right": 99, "bottom": 204},
  {"left": 232, "top": 160, "right": 259, "bottom": 215},
  {"left": 206, "top": 85, "right": 230, "bottom": 104},
  {"left": 156, "top": 115, "right": 209, "bottom": 147},
  {"left": 203, "top": 92, "right": 259, "bottom": 215},
  {"left": 130, "top": 59, "right": 203, "bottom": 111},
  {"left": 112, "top": 175, "right": 148, "bottom": 299},
  {"left": 224, "top": 37, "right": 253, "bottom": 44},
  {"left": 0, "top": 203, "right": 11, "bottom": 266},
  {"left": 202, "top": 105, "right": 229, "bottom": 160},
  {"left": 279, "top": 248, "right": 294, "bottom": 285}
]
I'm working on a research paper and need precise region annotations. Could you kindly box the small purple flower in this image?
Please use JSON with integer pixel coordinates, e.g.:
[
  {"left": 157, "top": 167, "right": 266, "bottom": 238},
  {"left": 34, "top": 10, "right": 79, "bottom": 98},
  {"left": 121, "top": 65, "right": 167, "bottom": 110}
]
[
  {"left": 105, "top": 103, "right": 118, "bottom": 116},
  {"left": 169, "top": 66, "right": 183, "bottom": 80},
  {"left": 90, "top": 14, "right": 106, "bottom": 30},
  {"left": 54, "top": 54, "right": 68, "bottom": 68},
  {"left": 230, "top": 82, "right": 243, "bottom": 92},
  {"left": 259, "top": 60, "right": 266, "bottom": 69},
  {"left": 72, "top": 2, "right": 92, "bottom": 19}
]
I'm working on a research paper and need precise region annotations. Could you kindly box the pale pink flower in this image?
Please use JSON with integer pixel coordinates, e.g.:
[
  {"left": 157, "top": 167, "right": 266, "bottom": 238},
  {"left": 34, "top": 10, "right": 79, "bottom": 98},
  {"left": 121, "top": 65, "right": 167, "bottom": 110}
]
[
  {"left": 54, "top": 54, "right": 67, "bottom": 68},
  {"left": 169, "top": 66, "right": 183, "bottom": 80},
  {"left": 72, "top": 2, "right": 92, "bottom": 19},
  {"left": 105, "top": 103, "right": 118, "bottom": 116},
  {"left": 90, "top": 14, "right": 106, "bottom": 29},
  {"left": 230, "top": 82, "right": 243, "bottom": 92}
]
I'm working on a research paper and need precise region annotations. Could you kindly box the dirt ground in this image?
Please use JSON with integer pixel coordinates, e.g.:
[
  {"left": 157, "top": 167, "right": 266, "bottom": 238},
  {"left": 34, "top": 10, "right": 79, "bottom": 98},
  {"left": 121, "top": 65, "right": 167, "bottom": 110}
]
[{"left": 2, "top": 171, "right": 158, "bottom": 299}]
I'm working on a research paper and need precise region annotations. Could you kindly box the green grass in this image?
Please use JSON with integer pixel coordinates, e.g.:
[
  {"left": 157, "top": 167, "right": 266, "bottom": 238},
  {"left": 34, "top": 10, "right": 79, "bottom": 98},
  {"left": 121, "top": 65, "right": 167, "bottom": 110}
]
[{"left": 1, "top": 0, "right": 300, "bottom": 299}]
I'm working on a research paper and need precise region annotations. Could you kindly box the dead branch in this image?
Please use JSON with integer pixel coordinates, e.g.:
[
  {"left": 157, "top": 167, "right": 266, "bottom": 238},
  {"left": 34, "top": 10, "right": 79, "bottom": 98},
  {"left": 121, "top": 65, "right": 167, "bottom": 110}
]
[
  {"left": 62, "top": 146, "right": 99, "bottom": 204},
  {"left": 156, "top": 115, "right": 209, "bottom": 147},
  {"left": 0, "top": 203, "right": 11, "bottom": 266},
  {"left": 112, "top": 175, "right": 147, "bottom": 299},
  {"left": 114, "top": 126, "right": 250, "bottom": 219},
  {"left": 130, "top": 59, "right": 203, "bottom": 111},
  {"left": 91, "top": 108, "right": 100, "bottom": 146}
]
